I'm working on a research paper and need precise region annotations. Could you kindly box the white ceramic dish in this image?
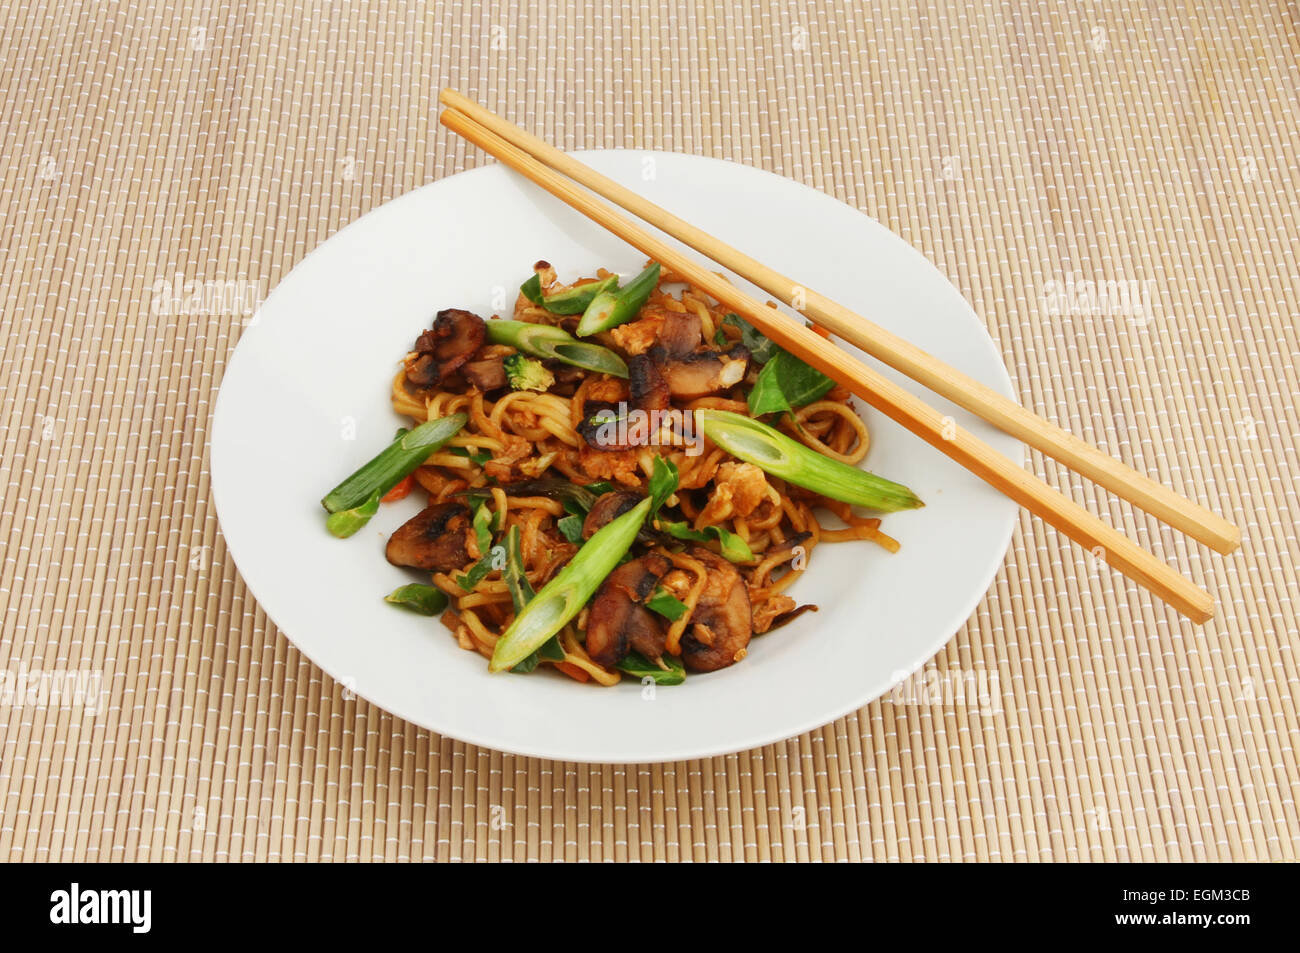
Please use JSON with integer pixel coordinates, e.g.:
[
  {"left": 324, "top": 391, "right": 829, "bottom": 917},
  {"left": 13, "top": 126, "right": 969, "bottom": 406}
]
[{"left": 211, "top": 151, "right": 1022, "bottom": 763}]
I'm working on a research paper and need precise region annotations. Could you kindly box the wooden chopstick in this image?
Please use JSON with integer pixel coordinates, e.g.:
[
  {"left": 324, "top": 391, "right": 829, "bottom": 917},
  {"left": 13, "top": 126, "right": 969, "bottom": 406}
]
[
  {"left": 439, "top": 88, "right": 1239, "bottom": 558},
  {"left": 438, "top": 105, "right": 1215, "bottom": 623}
]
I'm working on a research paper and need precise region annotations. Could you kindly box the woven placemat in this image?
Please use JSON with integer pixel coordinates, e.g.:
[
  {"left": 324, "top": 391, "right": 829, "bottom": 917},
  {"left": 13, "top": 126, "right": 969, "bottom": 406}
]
[{"left": 1, "top": 0, "right": 1296, "bottom": 861}]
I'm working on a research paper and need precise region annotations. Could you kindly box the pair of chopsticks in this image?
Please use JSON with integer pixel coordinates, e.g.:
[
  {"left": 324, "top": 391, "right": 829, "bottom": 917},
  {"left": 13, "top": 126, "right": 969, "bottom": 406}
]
[{"left": 437, "top": 88, "right": 1238, "bottom": 623}]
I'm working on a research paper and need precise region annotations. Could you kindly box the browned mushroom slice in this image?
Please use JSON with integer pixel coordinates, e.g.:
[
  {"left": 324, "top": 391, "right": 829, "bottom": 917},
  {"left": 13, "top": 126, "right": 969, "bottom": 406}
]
[
  {"left": 462, "top": 356, "right": 507, "bottom": 392},
  {"left": 584, "top": 554, "right": 672, "bottom": 668},
  {"left": 385, "top": 502, "right": 471, "bottom": 573},
  {"left": 405, "top": 308, "right": 487, "bottom": 388},
  {"left": 581, "top": 490, "right": 643, "bottom": 540},
  {"left": 680, "top": 547, "right": 753, "bottom": 672},
  {"left": 653, "top": 343, "right": 750, "bottom": 400},
  {"left": 627, "top": 353, "right": 670, "bottom": 414}
]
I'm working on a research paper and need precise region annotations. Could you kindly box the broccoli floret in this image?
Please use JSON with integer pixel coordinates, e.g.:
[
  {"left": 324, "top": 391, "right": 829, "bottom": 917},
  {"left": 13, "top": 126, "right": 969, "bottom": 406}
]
[{"left": 503, "top": 353, "right": 555, "bottom": 392}]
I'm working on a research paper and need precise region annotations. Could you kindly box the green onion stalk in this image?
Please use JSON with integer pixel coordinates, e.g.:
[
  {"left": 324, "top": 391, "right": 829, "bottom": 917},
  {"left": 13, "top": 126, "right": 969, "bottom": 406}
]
[
  {"left": 576, "top": 263, "right": 660, "bottom": 337},
  {"left": 320, "top": 413, "right": 468, "bottom": 537},
  {"left": 695, "top": 409, "right": 924, "bottom": 512},
  {"left": 486, "top": 319, "right": 628, "bottom": 378},
  {"left": 489, "top": 497, "right": 652, "bottom": 672}
]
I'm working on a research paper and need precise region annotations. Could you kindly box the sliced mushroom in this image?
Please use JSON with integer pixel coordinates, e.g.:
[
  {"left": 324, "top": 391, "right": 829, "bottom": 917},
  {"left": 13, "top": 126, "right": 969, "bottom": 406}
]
[
  {"left": 576, "top": 399, "right": 627, "bottom": 451},
  {"left": 627, "top": 353, "right": 670, "bottom": 414},
  {"left": 385, "top": 502, "right": 471, "bottom": 572},
  {"left": 406, "top": 308, "right": 487, "bottom": 388},
  {"left": 653, "top": 343, "right": 751, "bottom": 400},
  {"left": 680, "top": 547, "right": 752, "bottom": 672},
  {"left": 462, "top": 356, "right": 507, "bottom": 392},
  {"left": 584, "top": 554, "right": 672, "bottom": 668},
  {"left": 581, "top": 490, "right": 643, "bottom": 540}
]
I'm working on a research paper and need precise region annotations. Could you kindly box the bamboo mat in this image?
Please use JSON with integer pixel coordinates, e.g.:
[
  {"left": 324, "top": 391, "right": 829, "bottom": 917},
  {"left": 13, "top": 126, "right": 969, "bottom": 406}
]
[{"left": 0, "top": 0, "right": 1296, "bottom": 862}]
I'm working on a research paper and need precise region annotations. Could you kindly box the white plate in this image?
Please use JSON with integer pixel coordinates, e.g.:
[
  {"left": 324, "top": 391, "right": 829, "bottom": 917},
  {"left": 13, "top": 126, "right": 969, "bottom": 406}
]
[{"left": 211, "top": 151, "right": 1022, "bottom": 763}]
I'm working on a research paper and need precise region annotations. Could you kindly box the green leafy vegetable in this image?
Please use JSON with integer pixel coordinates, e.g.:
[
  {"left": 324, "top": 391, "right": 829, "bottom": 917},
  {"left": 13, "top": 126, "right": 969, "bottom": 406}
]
[
  {"left": 520, "top": 272, "right": 545, "bottom": 305},
  {"left": 645, "top": 587, "right": 688, "bottom": 621},
  {"left": 616, "top": 651, "right": 686, "bottom": 686},
  {"left": 556, "top": 513, "right": 585, "bottom": 543},
  {"left": 696, "top": 409, "right": 923, "bottom": 511},
  {"left": 747, "top": 349, "right": 836, "bottom": 416},
  {"left": 658, "top": 519, "right": 756, "bottom": 564},
  {"left": 647, "top": 456, "right": 679, "bottom": 521},
  {"left": 456, "top": 555, "right": 495, "bottom": 592},
  {"left": 722, "top": 313, "right": 778, "bottom": 363},
  {"left": 448, "top": 446, "right": 492, "bottom": 466},
  {"left": 384, "top": 584, "right": 449, "bottom": 616}
]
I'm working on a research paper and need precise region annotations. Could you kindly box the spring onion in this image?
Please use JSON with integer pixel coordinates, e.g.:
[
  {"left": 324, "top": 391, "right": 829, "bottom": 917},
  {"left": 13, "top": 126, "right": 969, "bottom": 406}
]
[
  {"left": 696, "top": 409, "right": 924, "bottom": 512},
  {"left": 645, "top": 587, "right": 689, "bottom": 622},
  {"left": 384, "top": 584, "right": 449, "bottom": 615},
  {"left": 616, "top": 650, "right": 686, "bottom": 686},
  {"left": 486, "top": 319, "right": 628, "bottom": 378},
  {"left": 325, "top": 490, "right": 382, "bottom": 538},
  {"left": 657, "top": 519, "right": 755, "bottom": 563},
  {"left": 489, "top": 497, "right": 652, "bottom": 672},
  {"left": 501, "top": 525, "right": 566, "bottom": 673},
  {"left": 321, "top": 413, "right": 468, "bottom": 515},
  {"left": 575, "top": 263, "right": 660, "bottom": 337}
]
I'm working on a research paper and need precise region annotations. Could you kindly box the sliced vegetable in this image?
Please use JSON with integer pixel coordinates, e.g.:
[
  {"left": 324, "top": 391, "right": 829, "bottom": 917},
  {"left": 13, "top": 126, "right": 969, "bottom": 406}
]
[
  {"left": 381, "top": 474, "right": 415, "bottom": 503},
  {"left": 486, "top": 319, "right": 628, "bottom": 378},
  {"left": 722, "top": 313, "right": 778, "bottom": 363},
  {"left": 503, "top": 353, "right": 555, "bottom": 392},
  {"left": 456, "top": 555, "right": 494, "bottom": 592},
  {"left": 325, "top": 490, "right": 382, "bottom": 539},
  {"left": 539, "top": 275, "right": 619, "bottom": 314},
  {"left": 509, "top": 638, "right": 565, "bottom": 675},
  {"left": 616, "top": 650, "right": 686, "bottom": 686},
  {"left": 575, "top": 263, "right": 660, "bottom": 337},
  {"left": 384, "top": 583, "right": 450, "bottom": 615},
  {"left": 489, "top": 497, "right": 652, "bottom": 672},
  {"left": 658, "top": 519, "right": 755, "bottom": 564},
  {"left": 499, "top": 479, "right": 598, "bottom": 515},
  {"left": 747, "top": 349, "right": 836, "bottom": 416},
  {"left": 502, "top": 524, "right": 535, "bottom": 612},
  {"left": 647, "top": 456, "right": 678, "bottom": 519},
  {"left": 556, "top": 513, "right": 585, "bottom": 543},
  {"left": 645, "top": 587, "right": 689, "bottom": 622},
  {"left": 696, "top": 409, "right": 923, "bottom": 511},
  {"left": 448, "top": 446, "right": 491, "bottom": 466},
  {"left": 321, "top": 413, "right": 468, "bottom": 514},
  {"left": 520, "top": 272, "right": 545, "bottom": 305},
  {"left": 501, "top": 524, "right": 566, "bottom": 674},
  {"left": 470, "top": 499, "right": 494, "bottom": 554},
  {"left": 554, "top": 661, "right": 591, "bottom": 683}
]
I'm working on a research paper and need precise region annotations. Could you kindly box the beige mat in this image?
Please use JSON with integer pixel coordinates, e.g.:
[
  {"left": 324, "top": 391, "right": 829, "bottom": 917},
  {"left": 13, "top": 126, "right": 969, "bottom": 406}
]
[{"left": 1, "top": 0, "right": 1296, "bottom": 861}]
